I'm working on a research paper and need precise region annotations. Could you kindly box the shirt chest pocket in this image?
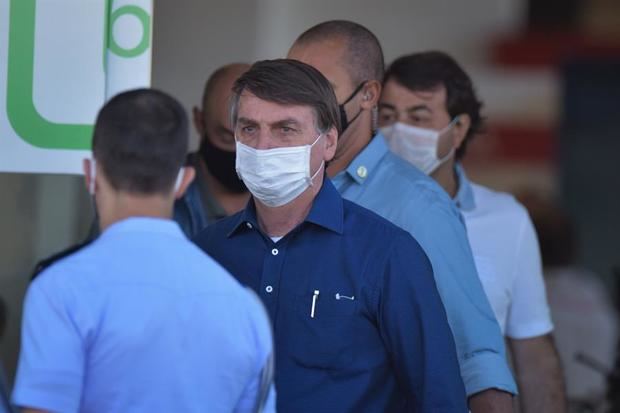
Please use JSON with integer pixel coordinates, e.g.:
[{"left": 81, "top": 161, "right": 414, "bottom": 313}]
[{"left": 290, "top": 291, "right": 360, "bottom": 371}]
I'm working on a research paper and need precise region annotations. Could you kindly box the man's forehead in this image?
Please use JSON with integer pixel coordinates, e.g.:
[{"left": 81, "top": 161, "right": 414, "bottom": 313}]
[
  {"left": 411, "top": 85, "right": 446, "bottom": 101},
  {"left": 237, "top": 91, "right": 315, "bottom": 123},
  {"left": 203, "top": 65, "right": 249, "bottom": 110}
]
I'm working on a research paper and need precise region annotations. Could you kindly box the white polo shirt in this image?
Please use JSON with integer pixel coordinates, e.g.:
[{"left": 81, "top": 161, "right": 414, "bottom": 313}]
[{"left": 455, "top": 165, "right": 553, "bottom": 338}]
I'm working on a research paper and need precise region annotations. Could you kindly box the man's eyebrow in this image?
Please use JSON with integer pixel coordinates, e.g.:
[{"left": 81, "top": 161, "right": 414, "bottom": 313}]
[
  {"left": 407, "top": 105, "right": 432, "bottom": 113},
  {"left": 236, "top": 117, "right": 258, "bottom": 125},
  {"left": 378, "top": 103, "right": 396, "bottom": 110},
  {"left": 270, "top": 118, "right": 302, "bottom": 128}
]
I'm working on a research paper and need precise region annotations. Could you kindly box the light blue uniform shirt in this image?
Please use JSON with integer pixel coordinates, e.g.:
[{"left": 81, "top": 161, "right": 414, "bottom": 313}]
[
  {"left": 332, "top": 134, "right": 517, "bottom": 396},
  {"left": 13, "top": 218, "right": 274, "bottom": 413}
]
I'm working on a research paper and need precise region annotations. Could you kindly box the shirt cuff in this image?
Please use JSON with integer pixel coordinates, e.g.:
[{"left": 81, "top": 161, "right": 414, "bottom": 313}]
[
  {"left": 12, "top": 371, "right": 82, "bottom": 413},
  {"left": 460, "top": 351, "right": 518, "bottom": 396},
  {"left": 506, "top": 321, "right": 554, "bottom": 340}
]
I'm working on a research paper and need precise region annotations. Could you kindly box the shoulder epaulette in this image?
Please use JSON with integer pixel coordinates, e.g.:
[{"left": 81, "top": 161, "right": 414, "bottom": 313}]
[{"left": 30, "top": 239, "right": 93, "bottom": 281}]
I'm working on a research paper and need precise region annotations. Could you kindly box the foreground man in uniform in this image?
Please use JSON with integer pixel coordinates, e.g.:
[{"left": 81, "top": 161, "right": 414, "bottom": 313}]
[{"left": 13, "top": 89, "right": 274, "bottom": 413}]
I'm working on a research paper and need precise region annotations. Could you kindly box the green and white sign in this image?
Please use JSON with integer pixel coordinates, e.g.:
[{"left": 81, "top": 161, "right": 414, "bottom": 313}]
[{"left": 0, "top": 0, "right": 152, "bottom": 174}]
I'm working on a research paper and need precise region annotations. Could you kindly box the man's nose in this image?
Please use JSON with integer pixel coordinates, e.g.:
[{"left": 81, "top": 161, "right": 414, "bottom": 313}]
[{"left": 253, "top": 130, "right": 274, "bottom": 150}]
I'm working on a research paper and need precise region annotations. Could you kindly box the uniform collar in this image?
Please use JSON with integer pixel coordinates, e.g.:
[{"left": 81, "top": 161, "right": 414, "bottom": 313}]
[
  {"left": 454, "top": 163, "right": 476, "bottom": 211},
  {"left": 102, "top": 217, "right": 185, "bottom": 238},
  {"left": 228, "top": 178, "right": 344, "bottom": 237},
  {"left": 337, "top": 132, "right": 388, "bottom": 185}
]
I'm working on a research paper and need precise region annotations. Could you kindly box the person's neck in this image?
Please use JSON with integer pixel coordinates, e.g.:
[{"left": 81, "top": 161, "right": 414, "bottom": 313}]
[
  {"left": 326, "top": 114, "right": 373, "bottom": 177},
  {"left": 98, "top": 192, "right": 174, "bottom": 232},
  {"left": 254, "top": 179, "right": 323, "bottom": 237},
  {"left": 431, "top": 160, "right": 459, "bottom": 199},
  {"left": 199, "top": 157, "right": 250, "bottom": 215}
]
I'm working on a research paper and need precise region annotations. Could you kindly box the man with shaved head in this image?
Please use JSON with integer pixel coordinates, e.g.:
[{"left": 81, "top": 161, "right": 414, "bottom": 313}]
[
  {"left": 288, "top": 20, "right": 517, "bottom": 412},
  {"left": 175, "top": 63, "right": 251, "bottom": 236}
]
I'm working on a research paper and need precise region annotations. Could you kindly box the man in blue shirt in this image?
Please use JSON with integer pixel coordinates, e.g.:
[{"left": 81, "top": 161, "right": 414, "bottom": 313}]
[
  {"left": 194, "top": 59, "right": 467, "bottom": 412},
  {"left": 287, "top": 21, "right": 516, "bottom": 411},
  {"left": 13, "top": 89, "right": 274, "bottom": 413}
]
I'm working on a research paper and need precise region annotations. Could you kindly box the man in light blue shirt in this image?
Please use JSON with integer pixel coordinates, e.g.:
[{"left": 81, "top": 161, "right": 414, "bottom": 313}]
[
  {"left": 288, "top": 21, "right": 517, "bottom": 411},
  {"left": 12, "top": 89, "right": 274, "bottom": 413}
]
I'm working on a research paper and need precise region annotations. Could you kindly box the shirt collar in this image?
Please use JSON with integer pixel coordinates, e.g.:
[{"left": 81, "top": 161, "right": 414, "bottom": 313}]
[
  {"left": 101, "top": 217, "right": 185, "bottom": 239},
  {"left": 454, "top": 163, "right": 476, "bottom": 211},
  {"left": 337, "top": 132, "right": 389, "bottom": 185},
  {"left": 228, "top": 178, "right": 344, "bottom": 237}
]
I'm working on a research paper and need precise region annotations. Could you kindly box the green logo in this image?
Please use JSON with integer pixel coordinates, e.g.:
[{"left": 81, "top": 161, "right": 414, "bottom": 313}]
[{"left": 6, "top": 0, "right": 151, "bottom": 150}]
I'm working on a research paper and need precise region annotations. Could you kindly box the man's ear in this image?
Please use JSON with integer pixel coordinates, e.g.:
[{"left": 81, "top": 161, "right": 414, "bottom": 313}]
[
  {"left": 174, "top": 166, "right": 196, "bottom": 199},
  {"left": 360, "top": 80, "right": 381, "bottom": 110},
  {"left": 453, "top": 114, "right": 471, "bottom": 150},
  {"left": 192, "top": 106, "right": 205, "bottom": 136},
  {"left": 323, "top": 126, "right": 338, "bottom": 162}
]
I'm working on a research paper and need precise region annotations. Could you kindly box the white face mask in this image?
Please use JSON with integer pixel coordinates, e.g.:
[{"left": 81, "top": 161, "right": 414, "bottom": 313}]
[
  {"left": 380, "top": 118, "right": 458, "bottom": 175},
  {"left": 235, "top": 134, "right": 324, "bottom": 207}
]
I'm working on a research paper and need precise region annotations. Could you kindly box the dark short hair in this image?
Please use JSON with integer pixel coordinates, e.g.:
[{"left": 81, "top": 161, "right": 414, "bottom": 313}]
[
  {"left": 92, "top": 88, "right": 188, "bottom": 194},
  {"left": 384, "top": 51, "right": 484, "bottom": 160},
  {"left": 230, "top": 59, "right": 341, "bottom": 134},
  {"left": 294, "top": 20, "right": 384, "bottom": 86}
]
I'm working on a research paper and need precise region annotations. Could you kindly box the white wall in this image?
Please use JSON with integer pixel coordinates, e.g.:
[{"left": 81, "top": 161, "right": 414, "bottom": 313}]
[{"left": 152, "top": 0, "right": 531, "bottom": 147}]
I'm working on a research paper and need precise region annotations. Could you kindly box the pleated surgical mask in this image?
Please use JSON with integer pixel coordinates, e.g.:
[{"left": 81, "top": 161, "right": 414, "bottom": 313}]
[
  {"left": 381, "top": 118, "right": 458, "bottom": 175},
  {"left": 235, "top": 134, "right": 324, "bottom": 207}
]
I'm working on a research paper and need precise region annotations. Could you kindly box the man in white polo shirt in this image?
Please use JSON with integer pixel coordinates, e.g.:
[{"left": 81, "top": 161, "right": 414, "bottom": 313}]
[
  {"left": 378, "top": 51, "right": 566, "bottom": 412},
  {"left": 12, "top": 89, "right": 274, "bottom": 413}
]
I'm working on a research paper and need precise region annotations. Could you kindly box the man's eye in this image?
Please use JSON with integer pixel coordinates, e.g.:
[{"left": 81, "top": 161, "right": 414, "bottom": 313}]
[
  {"left": 281, "top": 127, "right": 294, "bottom": 133},
  {"left": 409, "top": 115, "right": 425, "bottom": 124},
  {"left": 378, "top": 113, "right": 395, "bottom": 125},
  {"left": 242, "top": 126, "right": 256, "bottom": 133}
]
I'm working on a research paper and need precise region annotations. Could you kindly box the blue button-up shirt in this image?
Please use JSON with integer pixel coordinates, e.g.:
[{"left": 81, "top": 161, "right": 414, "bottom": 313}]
[
  {"left": 332, "top": 134, "right": 517, "bottom": 396},
  {"left": 14, "top": 218, "right": 274, "bottom": 413},
  {"left": 194, "top": 179, "right": 467, "bottom": 412}
]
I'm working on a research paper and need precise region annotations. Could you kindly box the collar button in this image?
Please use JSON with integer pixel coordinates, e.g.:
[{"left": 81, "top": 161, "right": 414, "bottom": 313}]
[{"left": 356, "top": 165, "right": 368, "bottom": 179}]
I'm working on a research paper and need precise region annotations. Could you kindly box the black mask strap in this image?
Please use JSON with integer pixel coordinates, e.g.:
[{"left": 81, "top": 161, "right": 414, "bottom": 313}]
[{"left": 338, "top": 81, "right": 367, "bottom": 133}]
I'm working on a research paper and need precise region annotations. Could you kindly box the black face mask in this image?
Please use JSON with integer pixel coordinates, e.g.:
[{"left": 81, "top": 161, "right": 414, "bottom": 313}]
[
  {"left": 199, "top": 136, "right": 247, "bottom": 193},
  {"left": 338, "top": 81, "right": 366, "bottom": 133}
]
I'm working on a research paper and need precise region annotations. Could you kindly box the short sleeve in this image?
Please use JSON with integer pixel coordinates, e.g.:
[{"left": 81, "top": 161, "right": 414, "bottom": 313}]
[
  {"left": 12, "top": 277, "right": 86, "bottom": 413},
  {"left": 505, "top": 213, "right": 554, "bottom": 339}
]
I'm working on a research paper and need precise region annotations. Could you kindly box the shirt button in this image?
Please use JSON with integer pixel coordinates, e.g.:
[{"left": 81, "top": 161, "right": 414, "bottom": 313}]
[
  {"left": 357, "top": 165, "right": 368, "bottom": 179},
  {"left": 271, "top": 248, "right": 279, "bottom": 256},
  {"left": 246, "top": 222, "right": 253, "bottom": 229},
  {"left": 265, "top": 285, "right": 273, "bottom": 293}
]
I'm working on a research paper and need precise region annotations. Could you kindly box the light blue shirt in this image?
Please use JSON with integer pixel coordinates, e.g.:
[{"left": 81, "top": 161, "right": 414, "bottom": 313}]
[
  {"left": 332, "top": 134, "right": 517, "bottom": 396},
  {"left": 13, "top": 217, "right": 274, "bottom": 413}
]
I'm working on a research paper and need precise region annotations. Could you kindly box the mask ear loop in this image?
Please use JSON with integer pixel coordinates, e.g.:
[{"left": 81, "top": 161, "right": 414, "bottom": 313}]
[
  {"left": 173, "top": 167, "right": 185, "bottom": 193},
  {"left": 89, "top": 159, "right": 97, "bottom": 195},
  {"left": 308, "top": 133, "right": 325, "bottom": 186},
  {"left": 432, "top": 116, "right": 461, "bottom": 172}
]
